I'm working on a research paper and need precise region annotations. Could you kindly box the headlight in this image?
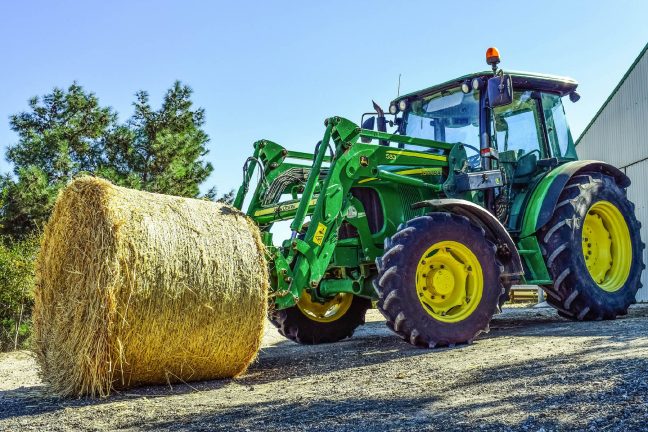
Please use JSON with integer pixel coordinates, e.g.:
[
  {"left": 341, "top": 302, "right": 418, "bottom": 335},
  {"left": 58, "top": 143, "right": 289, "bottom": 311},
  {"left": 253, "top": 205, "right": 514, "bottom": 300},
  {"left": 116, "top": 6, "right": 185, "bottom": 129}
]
[
  {"left": 389, "top": 104, "right": 398, "bottom": 115},
  {"left": 472, "top": 78, "right": 482, "bottom": 90},
  {"left": 398, "top": 99, "right": 407, "bottom": 111},
  {"left": 461, "top": 82, "right": 471, "bottom": 94}
]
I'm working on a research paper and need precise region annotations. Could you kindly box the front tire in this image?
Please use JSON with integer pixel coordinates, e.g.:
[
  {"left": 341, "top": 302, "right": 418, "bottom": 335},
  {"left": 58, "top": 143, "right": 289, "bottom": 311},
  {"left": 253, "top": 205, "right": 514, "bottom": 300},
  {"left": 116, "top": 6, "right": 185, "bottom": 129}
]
[
  {"left": 269, "top": 292, "right": 371, "bottom": 344},
  {"left": 539, "top": 173, "right": 645, "bottom": 320},
  {"left": 375, "top": 213, "right": 506, "bottom": 347}
]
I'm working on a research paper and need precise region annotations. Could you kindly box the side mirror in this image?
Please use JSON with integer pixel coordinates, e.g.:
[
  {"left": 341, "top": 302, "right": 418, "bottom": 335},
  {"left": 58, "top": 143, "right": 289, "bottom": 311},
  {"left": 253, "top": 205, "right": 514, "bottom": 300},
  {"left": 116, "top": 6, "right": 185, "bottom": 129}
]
[
  {"left": 487, "top": 74, "right": 513, "bottom": 108},
  {"left": 362, "top": 116, "right": 375, "bottom": 130},
  {"left": 361, "top": 116, "right": 375, "bottom": 143}
]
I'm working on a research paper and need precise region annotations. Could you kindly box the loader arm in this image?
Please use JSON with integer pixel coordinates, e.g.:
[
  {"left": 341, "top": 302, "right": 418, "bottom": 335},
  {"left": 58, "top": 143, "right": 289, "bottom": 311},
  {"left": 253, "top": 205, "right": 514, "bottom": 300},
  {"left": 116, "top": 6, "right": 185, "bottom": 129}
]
[{"left": 275, "top": 117, "right": 452, "bottom": 309}]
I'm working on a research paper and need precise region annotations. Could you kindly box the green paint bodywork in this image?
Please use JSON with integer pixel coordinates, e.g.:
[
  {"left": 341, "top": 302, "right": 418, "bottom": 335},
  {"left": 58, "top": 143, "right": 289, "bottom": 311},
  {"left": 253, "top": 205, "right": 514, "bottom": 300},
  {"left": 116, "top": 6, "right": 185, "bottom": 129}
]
[
  {"left": 518, "top": 161, "right": 580, "bottom": 238},
  {"left": 518, "top": 159, "right": 630, "bottom": 238},
  {"left": 517, "top": 236, "right": 552, "bottom": 285}
]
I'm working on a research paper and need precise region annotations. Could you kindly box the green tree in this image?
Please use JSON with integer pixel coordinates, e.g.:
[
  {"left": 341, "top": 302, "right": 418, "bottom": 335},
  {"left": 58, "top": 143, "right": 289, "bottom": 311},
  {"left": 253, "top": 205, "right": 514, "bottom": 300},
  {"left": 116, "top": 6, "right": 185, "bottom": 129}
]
[
  {"left": 217, "top": 189, "right": 235, "bottom": 204},
  {"left": 203, "top": 186, "right": 235, "bottom": 204},
  {"left": 1, "top": 84, "right": 115, "bottom": 238},
  {"left": 99, "top": 81, "right": 213, "bottom": 197},
  {"left": 0, "top": 168, "right": 58, "bottom": 237},
  {"left": 2, "top": 81, "right": 218, "bottom": 239}
]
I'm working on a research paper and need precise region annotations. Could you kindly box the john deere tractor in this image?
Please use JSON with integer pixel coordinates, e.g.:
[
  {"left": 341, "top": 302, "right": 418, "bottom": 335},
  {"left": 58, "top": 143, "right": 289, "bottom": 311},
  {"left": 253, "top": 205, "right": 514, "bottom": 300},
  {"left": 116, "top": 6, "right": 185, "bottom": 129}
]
[{"left": 233, "top": 48, "right": 645, "bottom": 347}]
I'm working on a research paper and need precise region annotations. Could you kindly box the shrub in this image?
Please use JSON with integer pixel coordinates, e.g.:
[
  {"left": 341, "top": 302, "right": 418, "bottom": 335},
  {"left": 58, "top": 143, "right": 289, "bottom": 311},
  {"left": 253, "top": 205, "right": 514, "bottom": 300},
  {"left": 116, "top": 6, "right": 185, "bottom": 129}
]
[{"left": 0, "top": 235, "right": 38, "bottom": 351}]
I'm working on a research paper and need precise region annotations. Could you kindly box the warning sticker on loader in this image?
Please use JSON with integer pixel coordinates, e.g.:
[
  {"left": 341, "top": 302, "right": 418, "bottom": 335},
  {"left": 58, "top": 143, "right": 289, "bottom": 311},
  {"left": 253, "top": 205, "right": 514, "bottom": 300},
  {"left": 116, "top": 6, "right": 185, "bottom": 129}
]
[{"left": 312, "top": 223, "right": 327, "bottom": 245}]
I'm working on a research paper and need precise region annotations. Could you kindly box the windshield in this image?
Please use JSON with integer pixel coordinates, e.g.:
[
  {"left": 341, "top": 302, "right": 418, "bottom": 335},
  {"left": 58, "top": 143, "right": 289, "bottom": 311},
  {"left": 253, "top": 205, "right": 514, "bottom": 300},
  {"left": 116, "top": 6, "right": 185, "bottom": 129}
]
[{"left": 404, "top": 87, "right": 481, "bottom": 152}]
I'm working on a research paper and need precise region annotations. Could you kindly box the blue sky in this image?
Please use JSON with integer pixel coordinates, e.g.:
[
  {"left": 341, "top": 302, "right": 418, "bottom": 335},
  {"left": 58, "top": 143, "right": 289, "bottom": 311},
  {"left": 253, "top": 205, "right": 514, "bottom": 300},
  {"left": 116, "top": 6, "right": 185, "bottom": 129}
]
[{"left": 1, "top": 1, "right": 647, "bottom": 197}]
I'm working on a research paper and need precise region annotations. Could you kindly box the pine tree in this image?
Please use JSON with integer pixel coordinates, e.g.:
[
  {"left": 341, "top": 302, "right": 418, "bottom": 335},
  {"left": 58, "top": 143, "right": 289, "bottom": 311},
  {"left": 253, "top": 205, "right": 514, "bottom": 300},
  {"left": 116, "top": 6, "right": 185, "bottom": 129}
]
[
  {"left": 1, "top": 84, "right": 115, "bottom": 237},
  {"left": 100, "top": 81, "right": 213, "bottom": 197},
  {"left": 2, "top": 82, "right": 219, "bottom": 239}
]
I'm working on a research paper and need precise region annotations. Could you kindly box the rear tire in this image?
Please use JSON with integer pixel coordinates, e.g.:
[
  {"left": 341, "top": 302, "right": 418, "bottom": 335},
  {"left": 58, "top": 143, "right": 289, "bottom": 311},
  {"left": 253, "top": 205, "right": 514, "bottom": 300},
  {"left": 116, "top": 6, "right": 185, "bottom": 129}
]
[
  {"left": 269, "top": 293, "right": 371, "bottom": 344},
  {"left": 539, "top": 173, "right": 645, "bottom": 320},
  {"left": 375, "top": 213, "right": 506, "bottom": 347}
]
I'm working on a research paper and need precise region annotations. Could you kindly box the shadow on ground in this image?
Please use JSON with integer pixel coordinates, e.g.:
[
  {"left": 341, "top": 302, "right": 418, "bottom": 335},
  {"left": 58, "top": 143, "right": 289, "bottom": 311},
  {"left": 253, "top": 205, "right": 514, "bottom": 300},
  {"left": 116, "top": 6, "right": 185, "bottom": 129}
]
[{"left": 132, "top": 340, "right": 648, "bottom": 431}]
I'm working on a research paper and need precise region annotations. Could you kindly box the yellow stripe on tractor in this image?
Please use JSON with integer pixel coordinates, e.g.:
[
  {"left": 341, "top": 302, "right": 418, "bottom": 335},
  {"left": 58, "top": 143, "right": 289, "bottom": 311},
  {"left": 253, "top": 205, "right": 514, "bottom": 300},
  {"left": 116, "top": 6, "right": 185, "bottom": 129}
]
[
  {"left": 386, "top": 150, "right": 448, "bottom": 162},
  {"left": 254, "top": 199, "right": 318, "bottom": 217},
  {"left": 359, "top": 167, "right": 443, "bottom": 184}
]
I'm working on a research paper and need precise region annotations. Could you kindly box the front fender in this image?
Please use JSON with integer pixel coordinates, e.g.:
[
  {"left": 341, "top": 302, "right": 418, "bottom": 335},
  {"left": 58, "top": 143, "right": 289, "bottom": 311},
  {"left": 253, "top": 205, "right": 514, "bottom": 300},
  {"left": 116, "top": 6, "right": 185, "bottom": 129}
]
[
  {"left": 519, "top": 160, "right": 629, "bottom": 238},
  {"left": 412, "top": 198, "right": 524, "bottom": 283}
]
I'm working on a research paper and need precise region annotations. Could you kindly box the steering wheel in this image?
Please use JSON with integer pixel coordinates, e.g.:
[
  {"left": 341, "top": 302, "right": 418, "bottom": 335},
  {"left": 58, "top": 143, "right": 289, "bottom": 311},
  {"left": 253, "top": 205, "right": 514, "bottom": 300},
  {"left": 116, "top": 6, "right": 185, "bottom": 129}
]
[
  {"left": 516, "top": 149, "right": 541, "bottom": 164},
  {"left": 462, "top": 144, "right": 481, "bottom": 168}
]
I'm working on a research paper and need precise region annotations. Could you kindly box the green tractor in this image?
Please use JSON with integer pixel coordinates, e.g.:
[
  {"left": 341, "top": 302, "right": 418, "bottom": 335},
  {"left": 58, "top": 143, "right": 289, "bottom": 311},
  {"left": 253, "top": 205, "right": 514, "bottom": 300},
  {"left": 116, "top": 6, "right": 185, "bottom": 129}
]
[{"left": 233, "top": 48, "right": 645, "bottom": 347}]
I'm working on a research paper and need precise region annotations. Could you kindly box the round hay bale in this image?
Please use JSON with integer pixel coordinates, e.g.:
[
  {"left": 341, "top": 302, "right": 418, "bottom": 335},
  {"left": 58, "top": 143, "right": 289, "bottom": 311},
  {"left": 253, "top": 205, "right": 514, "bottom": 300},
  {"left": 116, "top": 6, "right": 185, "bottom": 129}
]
[{"left": 33, "top": 177, "right": 268, "bottom": 397}]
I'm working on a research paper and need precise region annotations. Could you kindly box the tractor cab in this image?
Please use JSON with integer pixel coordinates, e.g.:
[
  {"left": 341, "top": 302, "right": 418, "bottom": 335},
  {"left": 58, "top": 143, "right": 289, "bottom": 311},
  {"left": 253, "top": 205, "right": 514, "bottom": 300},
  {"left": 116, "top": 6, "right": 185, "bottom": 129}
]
[{"left": 389, "top": 55, "right": 579, "bottom": 164}]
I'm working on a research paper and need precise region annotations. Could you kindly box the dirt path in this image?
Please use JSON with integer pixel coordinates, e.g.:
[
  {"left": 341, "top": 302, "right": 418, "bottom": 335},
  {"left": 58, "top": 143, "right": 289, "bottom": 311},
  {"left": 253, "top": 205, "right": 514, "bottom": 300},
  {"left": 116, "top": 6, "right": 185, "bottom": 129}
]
[{"left": 1, "top": 305, "right": 648, "bottom": 431}]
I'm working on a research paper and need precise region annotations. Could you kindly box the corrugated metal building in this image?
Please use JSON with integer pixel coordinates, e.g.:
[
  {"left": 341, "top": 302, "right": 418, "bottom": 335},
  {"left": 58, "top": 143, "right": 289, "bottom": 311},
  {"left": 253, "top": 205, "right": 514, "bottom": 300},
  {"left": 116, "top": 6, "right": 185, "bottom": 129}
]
[{"left": 577, "top": 42, "right": 648, "bottom": 302}]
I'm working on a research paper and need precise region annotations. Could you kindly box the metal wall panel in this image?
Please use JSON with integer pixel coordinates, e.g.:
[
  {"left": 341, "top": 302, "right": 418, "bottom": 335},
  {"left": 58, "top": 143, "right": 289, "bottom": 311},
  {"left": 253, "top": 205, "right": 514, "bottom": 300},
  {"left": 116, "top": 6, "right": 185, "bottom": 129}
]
[
  {"left": 578, "top": 50, "right": 648, "bottom": 169},
  {"left": 625, "top": 161, "right": 648, "bottom": 302},
  {"left": 578, "top": 49, "right": 648, "bottom": 301}
]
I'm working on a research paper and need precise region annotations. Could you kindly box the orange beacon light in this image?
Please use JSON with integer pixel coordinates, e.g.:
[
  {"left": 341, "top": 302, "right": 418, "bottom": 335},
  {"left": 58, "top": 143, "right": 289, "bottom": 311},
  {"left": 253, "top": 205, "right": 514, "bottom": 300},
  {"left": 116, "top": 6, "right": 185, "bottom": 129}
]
[{"left": 486, "top": 47, "right": 500, "bottom": 67}]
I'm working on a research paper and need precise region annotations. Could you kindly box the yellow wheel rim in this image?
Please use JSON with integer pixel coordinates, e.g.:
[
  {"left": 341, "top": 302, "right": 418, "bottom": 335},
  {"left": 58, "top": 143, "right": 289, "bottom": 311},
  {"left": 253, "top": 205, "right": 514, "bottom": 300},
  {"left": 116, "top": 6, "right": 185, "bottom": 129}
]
[
  {"left": 297, "top": 290, "right": 353, "bottom": 323},
  {"left": 582, "top": 200, "right": 632, "bottom": 292},
  {"left": 415, "top": 240, "right": 483, "bottom": 323}
]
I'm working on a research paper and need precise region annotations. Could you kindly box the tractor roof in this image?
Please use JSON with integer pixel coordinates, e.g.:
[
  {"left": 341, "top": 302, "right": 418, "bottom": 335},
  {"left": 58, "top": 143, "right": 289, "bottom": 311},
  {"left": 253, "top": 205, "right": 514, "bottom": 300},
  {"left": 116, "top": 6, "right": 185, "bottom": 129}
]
[{"left": 391, "top": 71, "right": 578, "bottom": 105}]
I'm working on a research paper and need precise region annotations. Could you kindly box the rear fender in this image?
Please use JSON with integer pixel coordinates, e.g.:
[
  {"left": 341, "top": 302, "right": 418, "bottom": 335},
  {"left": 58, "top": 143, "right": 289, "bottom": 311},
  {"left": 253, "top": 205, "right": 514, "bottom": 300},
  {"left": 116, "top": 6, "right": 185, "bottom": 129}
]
[
  {"left": 412, "top": 198, "right": 524, "bottom": 284},
  {"left": 519, "top": 160, "right": 629, "bottom": 238}
]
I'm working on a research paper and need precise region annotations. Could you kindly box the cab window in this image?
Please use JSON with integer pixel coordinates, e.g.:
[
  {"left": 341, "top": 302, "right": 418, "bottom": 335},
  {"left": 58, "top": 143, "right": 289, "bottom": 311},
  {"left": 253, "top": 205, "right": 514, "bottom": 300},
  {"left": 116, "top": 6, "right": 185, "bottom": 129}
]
[
  {"left": 405, "top": 88, "right": 480, "bottom": 148},
  {"left": 541, "top": 93, "right": 577, "bottom": 159},
  {"left": 404, "top": 87, "right": 481, "bottom": 167},
  {"left": 492, "top": 90, "right": 546, "bottom": 158}
]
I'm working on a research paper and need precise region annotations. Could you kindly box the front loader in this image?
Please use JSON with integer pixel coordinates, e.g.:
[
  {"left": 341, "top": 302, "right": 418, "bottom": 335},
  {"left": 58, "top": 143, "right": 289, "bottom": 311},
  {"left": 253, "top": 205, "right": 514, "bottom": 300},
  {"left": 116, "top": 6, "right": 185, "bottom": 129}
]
[{"left": 233, "top": 48, "right": 645, "bottom": 347}]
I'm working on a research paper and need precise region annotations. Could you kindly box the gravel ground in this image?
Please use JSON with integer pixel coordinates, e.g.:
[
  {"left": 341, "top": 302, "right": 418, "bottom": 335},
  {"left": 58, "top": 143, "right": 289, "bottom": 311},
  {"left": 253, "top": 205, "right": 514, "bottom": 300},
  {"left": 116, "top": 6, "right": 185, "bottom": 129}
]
[{"left": 1, "top": 305, "right": 647, "bottom": 432}]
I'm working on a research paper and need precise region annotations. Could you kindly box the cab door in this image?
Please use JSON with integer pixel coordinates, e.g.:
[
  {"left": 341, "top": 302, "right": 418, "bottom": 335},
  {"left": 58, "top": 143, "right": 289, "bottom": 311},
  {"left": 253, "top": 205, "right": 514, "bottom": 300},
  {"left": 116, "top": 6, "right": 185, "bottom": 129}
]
[
  {"left": 491, "top": 90, "right": 549, "bottom": 227},
  {"left": 492, "top": 90, "right": 549, "bottom": 183}
]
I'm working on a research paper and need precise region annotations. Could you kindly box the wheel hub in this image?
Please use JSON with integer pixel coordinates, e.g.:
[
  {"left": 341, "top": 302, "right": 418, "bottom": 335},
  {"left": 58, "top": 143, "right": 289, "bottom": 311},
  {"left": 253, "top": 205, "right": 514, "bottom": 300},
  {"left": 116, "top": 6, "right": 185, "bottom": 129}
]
[
  {"left": 297, "top": 290, "right": 353, "bottom": 323},
  {"left": 430, "top": 268, "right": 455, "bottom": 296},
  {"left": 581, "top": 200, "right": 632, "bottom": 292},
  {"left": 416, "top": 241, "right": 483, "bottom": 323}
]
